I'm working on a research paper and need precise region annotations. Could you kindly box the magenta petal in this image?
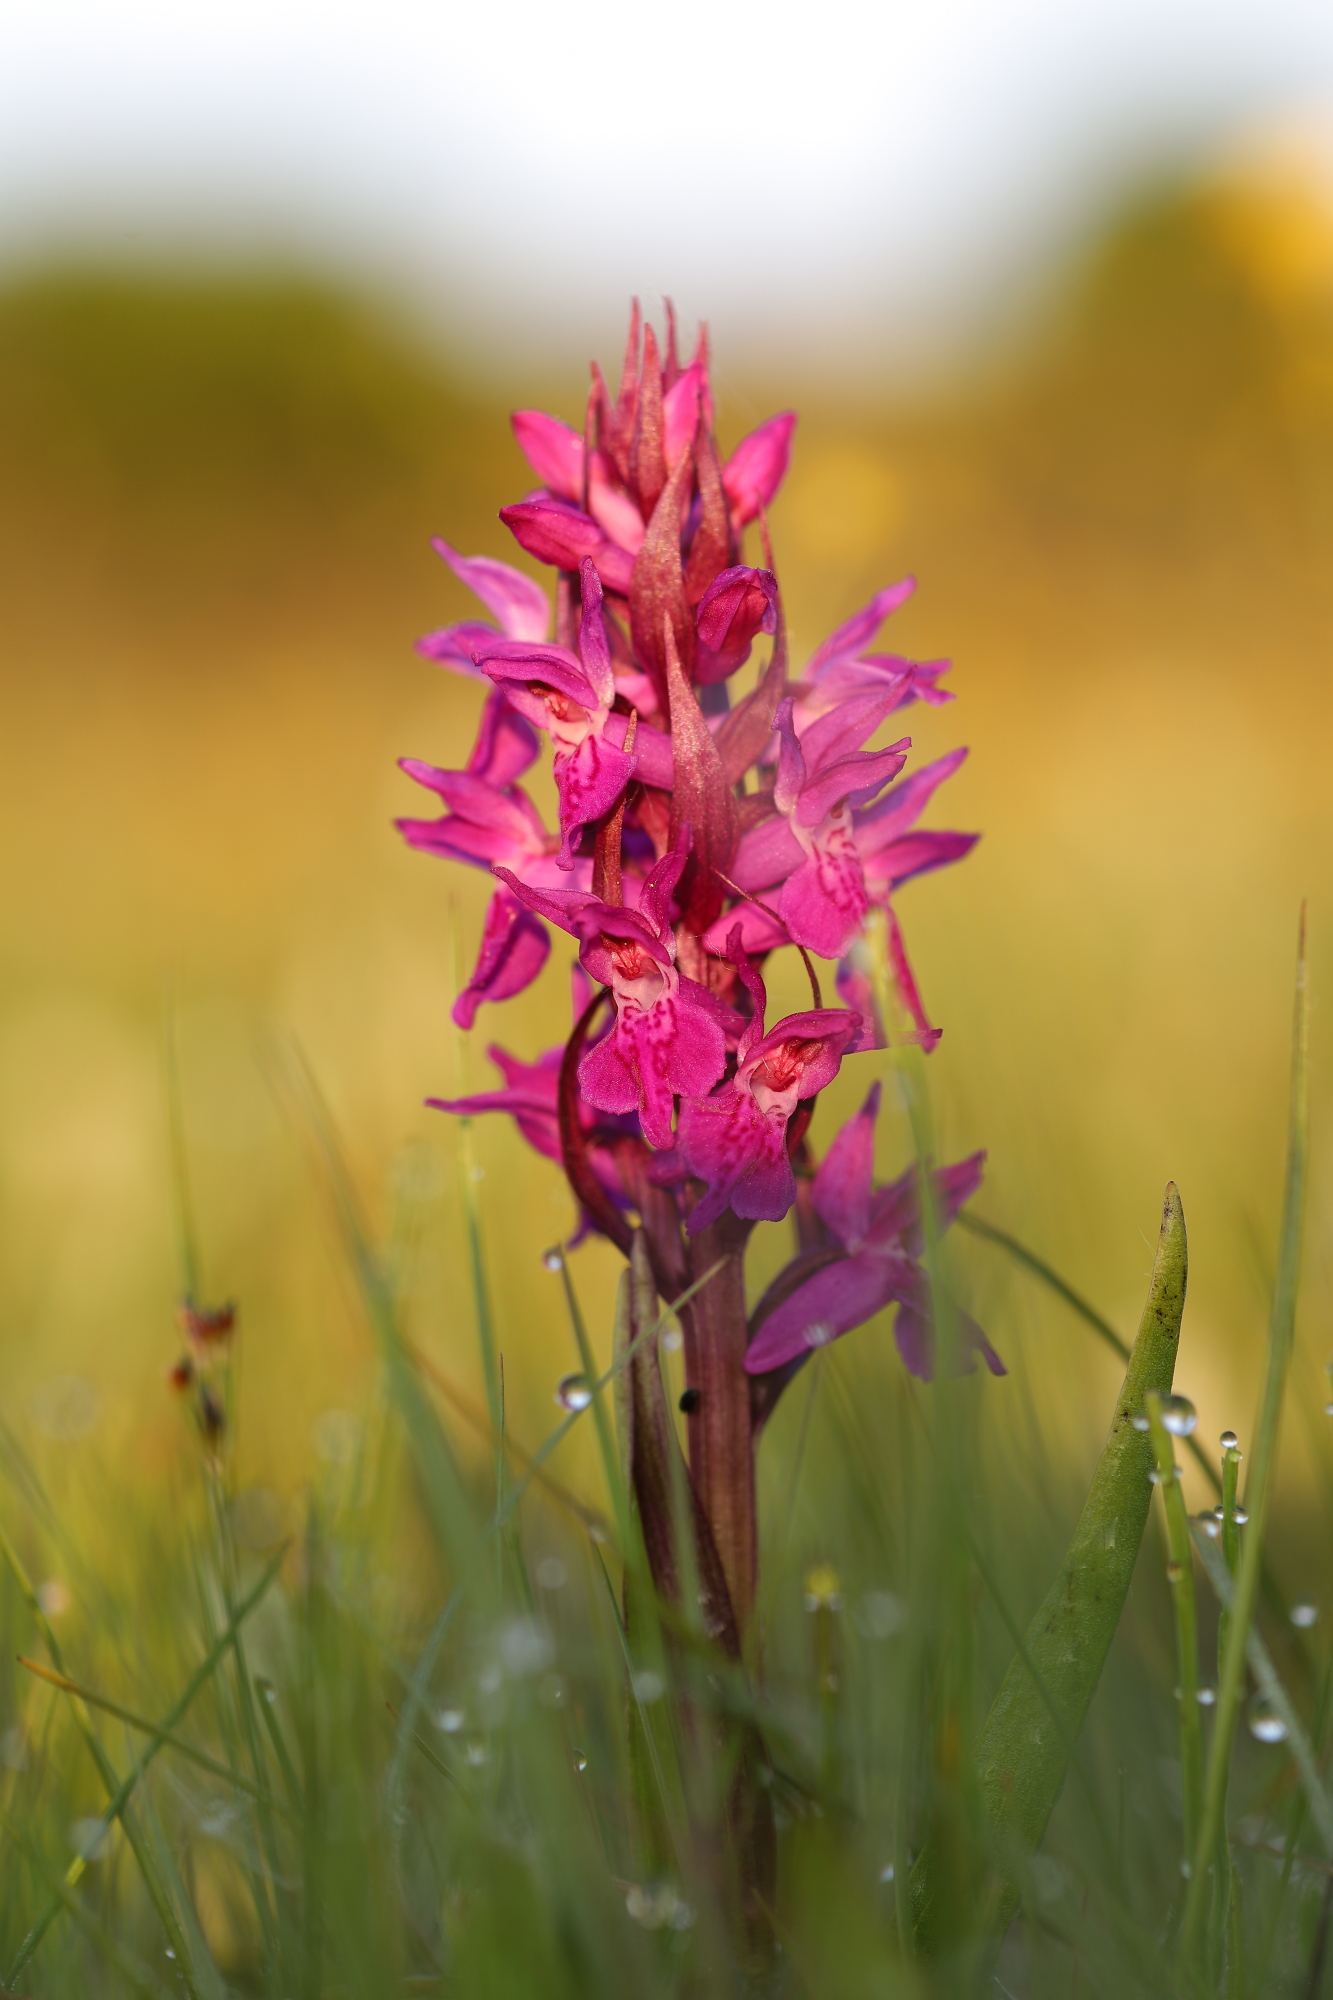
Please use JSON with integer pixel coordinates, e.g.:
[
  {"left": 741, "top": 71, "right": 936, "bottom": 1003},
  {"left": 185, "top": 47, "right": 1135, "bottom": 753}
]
[
  {"left": 722, "top": 412, "right": 797, "bottom": 528},
  {"left": 500, "top": 499, "right": 635, "bottom": 595},
  {"left": 795, "top": 744, "right": 910, "bottom": 827},
  {"left": 805, "top": 579, "right": 916, "bottom": 679},
  {"left": 772, "top": 698, "right": 806, "bottom": 816},
  {"left": 744, "top": 1253, "right": 899, "bottom": 1374},
  {"left": 466, "top": 688, "right": 542, "bottom": 785},
  {"left": 415, "top": 619, "right": 498, "bottom": 679},
  {"left": 834, "top": 956, "right": 887, "bottom": 1049},
  {"left": 895, "top": 1301, "right": 1004, "bottom": 1381},
  {"left": 578, "top": 1031, "right": 641, "bottom": 1118},
  {"left": 491, "top": 865, "right": 599, "bottom": 937},
  {"left": 797, "top": 688, "right": 911, "bottom": 774},
  {"left": 678, "top": 1092, "right": 794, "bottom": 1234},
  {"left": 701, "top": 900, "right": 790, "bottom": 956},
  {"left": 554, "top": 734, "right": 638, "bottom": 865},
  {"left": 863, "top": 830, "right": 979, "bottom": 891},
  {"left": 694, "top": 565, "right": 779, "bottom": 683},
  {"left": 431, "top": 538, "right": 550, "bottom": 642},
  {"left": 576, "top": 559, "right": 616, "bottom": 706},
  {"left": 812, "top": 1081, "right": 880, "bottom": 1250},
  {"left": 603, "top": 710, "right": 673, "bottom": 788},
  {"left": 663, "top": 363, "right": 703, "bottom": 467},
  {"left": 476, "top": 638, "right": 596, "bottom": 710},
  {"left": 777, "top": 826, "right": 869, "bottom": 960},
  {"left": 588, "top": 451, "right": 645, "bottom": 554},
  {"left": 729, "top": 812, "right": 805, "bottom": 893},
  {"left": 623, "top": 993, "right": 726, "bottom": 1150},
  {"left": 854, "top": 748, "right": 970, "bottom": 851},
  {"left": 450, "top": 889, "right": 550, "bottom": 1029},
  {"left": 511, "top": 411, "right": 584, "bottom": 503}
]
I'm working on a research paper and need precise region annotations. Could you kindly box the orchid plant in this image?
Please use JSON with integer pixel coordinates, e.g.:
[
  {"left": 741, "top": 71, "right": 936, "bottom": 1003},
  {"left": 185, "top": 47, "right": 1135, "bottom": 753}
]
[{"left": 397, "top": 306, "right": 1000, "bottom": 1905}]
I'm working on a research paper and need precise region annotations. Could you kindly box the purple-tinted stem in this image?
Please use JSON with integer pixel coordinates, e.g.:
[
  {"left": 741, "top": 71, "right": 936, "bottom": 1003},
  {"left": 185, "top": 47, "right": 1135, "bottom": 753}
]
[{"left": 678, "top": 1210, "right": 755, "bottom": 1639}]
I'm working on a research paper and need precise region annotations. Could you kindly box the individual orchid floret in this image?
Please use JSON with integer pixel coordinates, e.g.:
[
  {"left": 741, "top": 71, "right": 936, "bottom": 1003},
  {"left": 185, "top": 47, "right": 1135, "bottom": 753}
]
[
  {"left": 416, "top": 537, "right": 550, "bottom": 677},
  {"left": 707, "top": 693, "right": 910, "bottom": 961},
  {"left": 721, "top": 412, "right": 797, "bottom": 532},
  {"left": 744, "top": 1081, "right": 1003, "bottom": 1380},
  {"left": 428, "top": 1038, "right": 641, "bottom": 1242},
  {"left": 791, "top": 579, "right": 954, "bottom": 731},
  {"left": 695, "top": 565, "right": 779, "bottom": 684},
  {"left": 495, "top": 831, "right": 735, "bottom": 1150},
  {"left": 670, "top": 931, "right": 866, "bottom": 1233},
  {"left": 474, "top": 559, "right": 668, "bottom": 866},
  {"left": 395, "top": 692, "right": 579, "bottom": 1027}
]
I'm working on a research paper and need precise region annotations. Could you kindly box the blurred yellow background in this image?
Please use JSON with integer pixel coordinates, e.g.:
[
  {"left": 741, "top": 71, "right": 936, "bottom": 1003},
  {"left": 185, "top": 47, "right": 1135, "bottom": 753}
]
[{"left": 2, "top": 160, "right": 1331, "bottom": 1522}]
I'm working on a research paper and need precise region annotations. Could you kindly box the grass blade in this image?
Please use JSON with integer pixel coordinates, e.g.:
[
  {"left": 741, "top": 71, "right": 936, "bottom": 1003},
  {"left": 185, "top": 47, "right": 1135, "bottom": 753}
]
[
  {"left": 957, "top": 1182, "right": 1188, "bottom": 1935},
  {"left": 1181, "top": 909, "right": 1309, "bottom": 1961},
  {"left": 5, "top": 1542, "right": 287, "bottom": 1988}
]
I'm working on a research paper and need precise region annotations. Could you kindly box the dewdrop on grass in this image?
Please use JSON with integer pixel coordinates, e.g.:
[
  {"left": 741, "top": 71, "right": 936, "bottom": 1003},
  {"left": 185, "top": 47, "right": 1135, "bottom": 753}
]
[{"left": 555, "top": 1373, "right": 592, "bottom": 1412}]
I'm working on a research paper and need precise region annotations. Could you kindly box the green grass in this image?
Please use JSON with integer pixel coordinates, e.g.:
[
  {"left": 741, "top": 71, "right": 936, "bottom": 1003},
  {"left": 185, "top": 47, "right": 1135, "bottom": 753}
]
[{"left": 0, "top": 927, "right": 1324, "bottom": 1998}]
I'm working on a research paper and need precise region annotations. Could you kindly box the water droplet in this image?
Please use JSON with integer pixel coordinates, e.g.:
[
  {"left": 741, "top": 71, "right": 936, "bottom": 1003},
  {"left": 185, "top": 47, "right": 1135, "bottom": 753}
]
[
  {"left": 662, "top": 1326, "right": 683, "bottom": 1353},
  {"left": 1149, "top": 1467, "right": 1182, "bottom": 1486},
  {"left": 1325, "top": 1403, "right": 1333, "bottom": 1418},
  {"left": 856, "top": 1590, "right": 906, "bottom": 1639},
  {"left": 1160, "top": 1395, "right": 1197, "bottom": 1438},
  {"left": 542, "top": 1248, "right": 564, "bottom": 1272},
  {"left": 165, "top": 1948, "right": 177, "bottom": 1960},
  {"left": 632, "top": 1669, "right": 665, "bottom": 1704},
  {"left": 313, "top": 1408, "right": 363, "bottom": 1465},
  {"left": 803, "top": 1565, "right": 842, "bottom": 1612},
  {"left": 879, "top": 1863, "right": 895, "bottom": 1884},
  {"left": 1233, "top": 1505, "right": 1250, "bottom": 1525},
  {"left": 587, "top": 1518, "right": 610, "bottom": 1544},
  {"left": 1196, "top": 1511, "right": 1221, "bottom": 1539},
  {"left": 574, "top": 1750, "right": 588, "bottom": 1772},
  {"left": 1219, "top": 1429, "right": 1239, "bottom": 1451},
  {"left": 1292, "top": 1601, "right": 1319, "bottom": 1629},
  {"left": 37, "top": 1579, "right": 71, "bottom": 1618},
  {"left": 465, "top": 1739, "right": 490, "bottom": 1767},
  {"left": 1166, "top": 1560, "right": 1185, "bottom": 1583},
  {"left": 626, "top": 1882, "right": 689, "bottom": 1929},
  {"left": 536, "top": 1555, "right": 568, "bottom": 1591},
  {"left": 1197, "top": 1686, "right": 1217, "bottom": 1706},
  {"left": 804, "top": 1320, "right": 835, "bottom": 1349},
  {"left": 435, "top": 1707, "right": 465, "bottom": 1734},
  {"left": 1248, "top": 1702, "right": 1288, "bottom": 1745},
  {"left": 69, "top": 1817, "right": 110, "bottom": 1862},
  {"left": 30, "top": 1375, "right": 101, "bottom": 1442},
  {"left": 555, "top": 1373, "right": 592, "bottom": 1412},
  {"left": 1131, "top": 1413, "right": 1151, "bottom": 1432},
  {"left": 470, "top": 1164, "right": 484, "bottom": 1181},
  {"left": 539, "top": 1673, "right": 567, "bottom": 1708},
  {"left": 1180, "top": 1860, "right": 1192, "bottom": 1880}
]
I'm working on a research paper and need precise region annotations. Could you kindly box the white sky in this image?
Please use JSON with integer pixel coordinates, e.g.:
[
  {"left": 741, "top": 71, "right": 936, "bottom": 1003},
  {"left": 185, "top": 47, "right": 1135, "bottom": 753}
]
[{"left": 4, "top": 0, "right": 1333, "bottom": 371}]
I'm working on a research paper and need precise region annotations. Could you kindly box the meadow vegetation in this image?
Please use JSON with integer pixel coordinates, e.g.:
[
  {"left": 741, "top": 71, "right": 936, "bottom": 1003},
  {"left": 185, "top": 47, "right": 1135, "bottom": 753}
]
[{"left": 0, "top": 162, "right": 1331, "bottom": 1993}]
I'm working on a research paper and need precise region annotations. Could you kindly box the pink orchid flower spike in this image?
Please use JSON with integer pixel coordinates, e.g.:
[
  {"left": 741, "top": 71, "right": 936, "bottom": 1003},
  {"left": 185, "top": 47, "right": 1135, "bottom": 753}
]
[
  {"left": 744, "top": 1081, "right": 1003, "bottom": 1380},
  {"left": 494, "top": 829, "right": 737, "bottom": 1150},
  {"left": 672, "top": 929, "right": 866, "bottom": 1233}
]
